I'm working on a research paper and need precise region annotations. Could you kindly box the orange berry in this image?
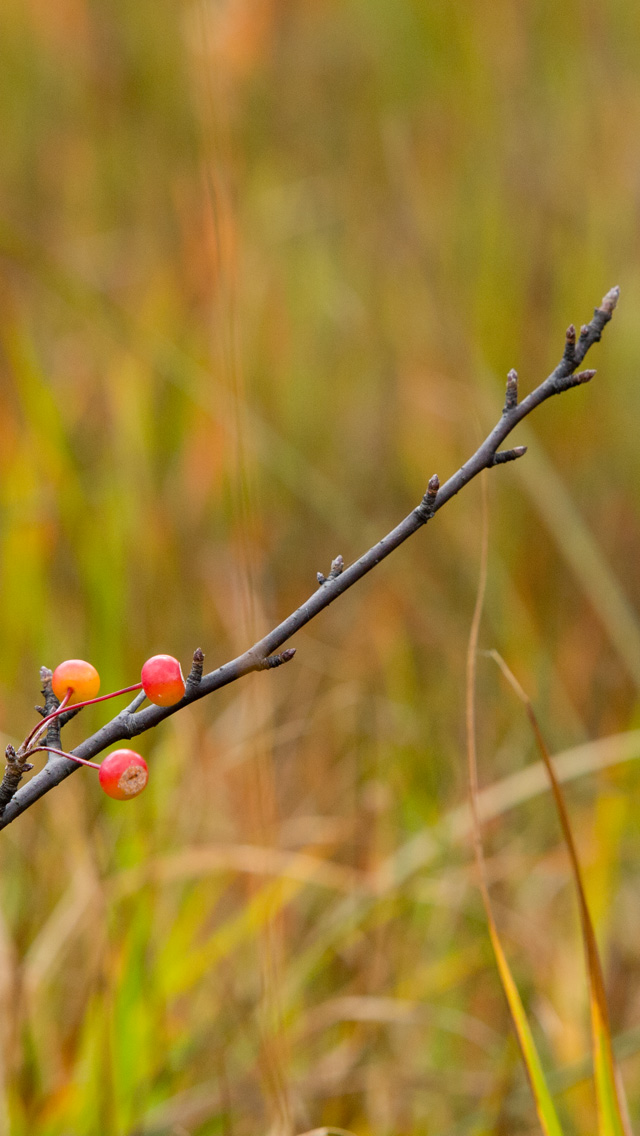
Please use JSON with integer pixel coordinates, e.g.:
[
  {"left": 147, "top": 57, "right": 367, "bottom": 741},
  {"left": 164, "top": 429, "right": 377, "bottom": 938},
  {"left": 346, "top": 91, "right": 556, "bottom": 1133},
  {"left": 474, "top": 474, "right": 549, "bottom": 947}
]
[
  {"left": 141, "top": 654, "right": 185, "bottom": 706},
  {"left": 98, "top": 749, "right": 148, "bottom": 800},
  {"left": 51, "top": 659, "right": 100, "bottom": 706}
]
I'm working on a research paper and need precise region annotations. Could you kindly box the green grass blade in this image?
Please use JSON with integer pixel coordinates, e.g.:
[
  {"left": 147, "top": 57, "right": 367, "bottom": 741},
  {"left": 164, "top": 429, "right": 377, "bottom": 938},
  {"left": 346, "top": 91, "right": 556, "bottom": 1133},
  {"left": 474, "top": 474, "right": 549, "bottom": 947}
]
[
  {"left": 488, "top": 651, "right": 632, "bottom": 1136},
  {"left": 466, "top": 479, "right": 565, "bottom": 1136},
  {"left": 484, "top": 917, "right": 565, "bottom": 1136}
]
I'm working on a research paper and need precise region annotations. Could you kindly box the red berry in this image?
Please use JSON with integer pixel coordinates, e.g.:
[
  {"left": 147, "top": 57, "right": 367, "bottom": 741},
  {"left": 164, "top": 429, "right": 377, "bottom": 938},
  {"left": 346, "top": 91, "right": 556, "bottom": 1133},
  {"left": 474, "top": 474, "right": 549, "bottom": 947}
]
[
  {"left": 141, "top": 654, "right": 185, "bottom": 706},
  {"left": 51, "top": 659, "right": 100, "bottom": 706},
  {"left": 98, "top": 749, "right": 148, "bottom": 800}
]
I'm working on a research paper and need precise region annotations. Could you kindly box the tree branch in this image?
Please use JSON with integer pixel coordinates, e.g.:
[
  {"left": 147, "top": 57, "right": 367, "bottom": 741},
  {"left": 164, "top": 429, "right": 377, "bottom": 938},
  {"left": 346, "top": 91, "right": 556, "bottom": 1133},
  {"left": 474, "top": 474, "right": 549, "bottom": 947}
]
[{"left": 0, "top": 286, "right": 619, "bottom": 830}]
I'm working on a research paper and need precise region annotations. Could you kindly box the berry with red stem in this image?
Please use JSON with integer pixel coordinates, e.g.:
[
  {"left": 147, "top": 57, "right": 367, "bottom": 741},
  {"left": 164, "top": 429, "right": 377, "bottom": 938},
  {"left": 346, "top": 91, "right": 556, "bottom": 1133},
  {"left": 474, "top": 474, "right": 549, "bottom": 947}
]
[
  {"left": 51, "top": 659, "right": 100, "bottom": 706},
  {"left": 26, "top": 746, "right": 148, "bottom": 801},
  {"left": 141, "top": 654, "right": 186, "bottom": 706},
  {"left": 98, "top": 749, "right": 149, "bottom": 800}
]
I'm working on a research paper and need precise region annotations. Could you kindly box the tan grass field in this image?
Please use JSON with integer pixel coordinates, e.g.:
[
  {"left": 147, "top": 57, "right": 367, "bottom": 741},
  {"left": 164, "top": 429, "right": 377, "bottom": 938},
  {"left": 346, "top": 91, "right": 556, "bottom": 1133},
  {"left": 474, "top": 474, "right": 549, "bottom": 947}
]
[{"left": 1, "top": 2, "right": 640, "bottom": 1133}]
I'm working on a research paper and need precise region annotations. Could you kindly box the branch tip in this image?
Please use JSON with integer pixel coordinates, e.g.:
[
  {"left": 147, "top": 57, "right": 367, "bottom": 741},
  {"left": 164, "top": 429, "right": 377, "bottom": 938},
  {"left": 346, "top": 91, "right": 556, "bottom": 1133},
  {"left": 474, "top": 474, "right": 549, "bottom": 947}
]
[
  {"left": 565, "top": 324, "right": 576, "bottom": 346},
  {"left": 599, "top": 285, "right": 620, "bottom": 314}
]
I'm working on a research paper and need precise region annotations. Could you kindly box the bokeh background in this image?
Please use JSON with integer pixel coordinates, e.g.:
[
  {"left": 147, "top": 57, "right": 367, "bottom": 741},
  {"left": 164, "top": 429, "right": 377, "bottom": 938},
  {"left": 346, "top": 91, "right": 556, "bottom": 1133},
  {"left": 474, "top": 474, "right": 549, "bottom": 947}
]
[{"left": 1, "top": 1, "right": 640, "bottom": 1133}]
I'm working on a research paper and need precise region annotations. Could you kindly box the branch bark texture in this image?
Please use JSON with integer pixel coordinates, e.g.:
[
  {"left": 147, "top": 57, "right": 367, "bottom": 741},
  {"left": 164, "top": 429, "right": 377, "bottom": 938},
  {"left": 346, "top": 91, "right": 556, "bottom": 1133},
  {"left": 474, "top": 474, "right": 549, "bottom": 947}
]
[{"left": 0, "top": 287, "right": 619, "bottom": 830}]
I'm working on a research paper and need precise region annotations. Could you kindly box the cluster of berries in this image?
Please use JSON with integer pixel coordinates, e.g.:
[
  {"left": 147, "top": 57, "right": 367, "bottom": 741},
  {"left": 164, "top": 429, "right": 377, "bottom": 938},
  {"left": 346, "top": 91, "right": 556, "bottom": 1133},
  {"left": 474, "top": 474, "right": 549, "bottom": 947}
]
[{"left": 23, "top": 654, "right": 187, "bottom": 801}]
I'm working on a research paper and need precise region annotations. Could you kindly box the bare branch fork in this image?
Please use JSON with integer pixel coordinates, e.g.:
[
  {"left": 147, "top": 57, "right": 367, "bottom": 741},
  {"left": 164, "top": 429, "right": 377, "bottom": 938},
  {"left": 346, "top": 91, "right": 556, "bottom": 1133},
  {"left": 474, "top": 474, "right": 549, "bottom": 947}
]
[{"left": 0, "top": 287, "right": 619, "bottom": 830}]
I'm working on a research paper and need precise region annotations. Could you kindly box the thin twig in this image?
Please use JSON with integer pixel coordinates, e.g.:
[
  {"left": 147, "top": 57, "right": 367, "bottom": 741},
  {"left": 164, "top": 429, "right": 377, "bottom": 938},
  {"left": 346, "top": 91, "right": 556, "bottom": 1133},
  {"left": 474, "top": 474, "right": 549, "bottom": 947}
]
[{"left": 0, "top": 287, "right": 619, "bottom": 830}]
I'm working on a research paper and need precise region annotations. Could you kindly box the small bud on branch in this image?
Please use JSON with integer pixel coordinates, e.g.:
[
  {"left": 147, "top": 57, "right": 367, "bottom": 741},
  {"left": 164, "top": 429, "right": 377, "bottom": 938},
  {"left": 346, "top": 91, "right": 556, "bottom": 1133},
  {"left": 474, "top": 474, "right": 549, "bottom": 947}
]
[
  {"left": 563, "top": 324, "right": 577, "bottom": 367},
  {"left": 261, "top": 648, "right": 297, "bottom": 670},
  {"left": 186, "top": 648, "right": 205, "bottom": 693},
  {"left": 490, "top": 446, "right": 528, "bottom": 466},
  {"left": 415, "top": 474, "right": 440, "bottom": 521},
  {"left": 504, "top": 369, "right": 518, "bottom": 413},
  {"left": 562, "top": 368, "right": 597, "bottom": 391}
]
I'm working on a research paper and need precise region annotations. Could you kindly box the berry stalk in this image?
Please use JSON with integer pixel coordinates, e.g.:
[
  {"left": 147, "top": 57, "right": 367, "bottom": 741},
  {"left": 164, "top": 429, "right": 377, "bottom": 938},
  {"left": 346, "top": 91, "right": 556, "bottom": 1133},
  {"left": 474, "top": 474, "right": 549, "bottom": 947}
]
[
  {"left": 22, "top": 688, "right": 73, "bottom": 751},
  {"left": 27, "top": 746, "right": 101, "bottom": 770},
  {"left": 22, "top": 682, "right": 144, "bottom": 750}
]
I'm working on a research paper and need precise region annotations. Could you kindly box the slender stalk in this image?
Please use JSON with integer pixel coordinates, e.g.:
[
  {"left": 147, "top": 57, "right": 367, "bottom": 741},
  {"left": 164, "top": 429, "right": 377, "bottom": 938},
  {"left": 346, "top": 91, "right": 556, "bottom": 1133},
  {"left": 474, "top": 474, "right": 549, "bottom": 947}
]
[
  {"left": 22, "top": 688, "right": 73, "bottom": 751},
  {"left": 27, "top": 746, "right": 101, "bottom": 771},
  {"left": 21, "top": 683, "right": 144, "bottom": 751}
]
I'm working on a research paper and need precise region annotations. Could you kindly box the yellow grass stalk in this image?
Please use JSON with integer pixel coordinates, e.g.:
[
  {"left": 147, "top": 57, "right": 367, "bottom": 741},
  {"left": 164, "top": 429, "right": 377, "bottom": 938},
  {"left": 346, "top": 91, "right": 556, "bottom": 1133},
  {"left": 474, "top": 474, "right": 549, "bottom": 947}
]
[
  {"left": 466, "top": 477, "right": 564, "bottom": 1136},
  {"left": 487, "top": 648, "right": 632, "bottom": 1136}
]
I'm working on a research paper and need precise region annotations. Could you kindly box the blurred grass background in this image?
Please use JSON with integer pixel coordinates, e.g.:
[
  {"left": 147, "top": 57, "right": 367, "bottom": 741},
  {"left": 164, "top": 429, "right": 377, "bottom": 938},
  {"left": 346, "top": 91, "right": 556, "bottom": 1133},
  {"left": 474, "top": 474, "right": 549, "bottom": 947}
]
[{"left": 1, "top": 0, "right": 640, "bottom": 1132}]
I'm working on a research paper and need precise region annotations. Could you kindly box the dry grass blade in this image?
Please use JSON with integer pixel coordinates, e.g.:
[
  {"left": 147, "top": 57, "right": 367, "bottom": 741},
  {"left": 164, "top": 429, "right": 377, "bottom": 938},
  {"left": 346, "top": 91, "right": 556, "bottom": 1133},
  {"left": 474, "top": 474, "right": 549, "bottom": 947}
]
[
  {"left": 487, "top": 650, "right": 633, "bottom": 1136},
  {"left": 466, "top": 476, "right": 564, "bottom": 1136},
  {"left": 296, "top": 1129, "right": 360, "bottom": 1136}
]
